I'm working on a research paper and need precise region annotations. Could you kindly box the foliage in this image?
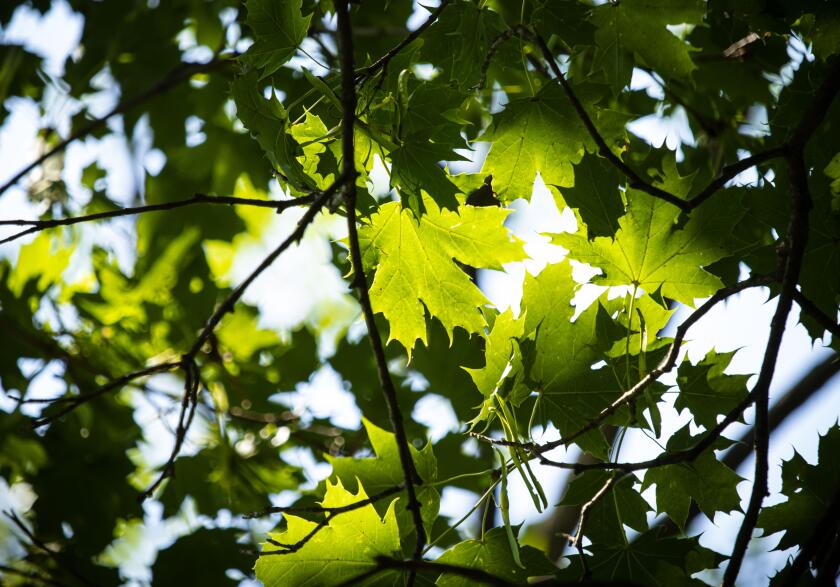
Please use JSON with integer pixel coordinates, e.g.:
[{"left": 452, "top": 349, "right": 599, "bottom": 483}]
[{"left": 0, "top": 1, "right": 839, "bottom": 586}]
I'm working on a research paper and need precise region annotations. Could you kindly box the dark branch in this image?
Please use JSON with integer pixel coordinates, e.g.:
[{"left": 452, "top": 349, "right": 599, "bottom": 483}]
[
  {"left": 257, "top": 484, "right": 403, "bottom": 555},
  {"left": 3, "top": 510, "right": 96, "bottom": 587},
  {"left": 571, "top": 473, "right": 626, "bottom": 579},
  {"left": 336, "top": 0, "right": 427, "bottom": 578},
  {"left": 0, "top": 564, "right": 70, "bottom": 587},
  {"left": 354, "top": 1, "right": 450, "bottom": 85},
  {"left": 655, "top": 352, "right": 840, "bottom": 536},
  {"left": 499, "top": 29, "right": 788, "bottom": 212},
  {"left": 0, "top": 194, "right": 314, "bottom": 246},
  {"left": 141, "top": 359, "right": 201, "bottom": 500},
  {"left": 0, "top": 57, "right": 235, "bottom": 199},
  {"left": 788, "top": 57, "right": 840, "bottom": 151},
  {"left": 722, "top": 352, "right": 839, "bottom": 473},
  {"left": 475, "top": 29, "right": 517, "bottom": 91},
  {"left": 686, "top": 147, "right": 787, "bottom": 208},
  {"left": 532, "top": 275, "right": 772, "bottom": 455},
  {"left": 526, "top": 30, "right": 690, "bottom": 212},
  {"left": 372, "top": 557, "right": 517, "bottom": 587},
  {"left": 28, "top": 361, "right": 182, "bottom": 428},
  {"left": 722, "top": 150, "right": 815, "bottom": 586},
  {"left": 244, "top": 484, "right": 403, "bottom": 520},
  {"left": 186, "top": 182, "right": 341, "bottom": 359},
  {"left": 792, "top": 290, "right": 840, "bottom": 341}
]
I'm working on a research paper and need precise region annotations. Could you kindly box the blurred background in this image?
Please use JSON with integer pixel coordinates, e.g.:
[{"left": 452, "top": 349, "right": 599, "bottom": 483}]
[{"left": 0, "top": 2, "right": 837, "bottom": 586}]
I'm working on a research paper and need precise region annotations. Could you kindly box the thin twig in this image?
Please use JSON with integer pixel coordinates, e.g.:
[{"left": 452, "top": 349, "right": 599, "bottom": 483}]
[
  {"left": 499, "top": 28, "right": 787, "bottom": 212},
  {"left": 792, "top": 290, "right": 840, "bottom": 340},
  {"left": 257, "top": 484, "right": 404, "bottom": 554},
  {"left": 686, "top": 147, "right": 786, "bottom": 208},
  {"left": 244, "top": 484, "right": 402, "bottom": 519},
  {"left": 0, "top": 194, "right": 314, "bottom": 246},
  {"left": 468, "top": 432, "right": 536, "bottom": 449},
  {"left": 372, "top": 557, "right": 517, "bottom": 587},
  {"left": 0, "top": 564, "right": 70, "bottom": 587},
  {"left": 3, "top": 511, "right": 96, "bottom": 587},
  {"left": 524, "top": 29, "right": 689, "bottom": 212},
  {"left": 141, "top": 359, "right": 200, "bottom": 500},
  {"left": 475, "top": 29, "right": 517, "bottom": 91},
  {"left": 533, "top": 275, "right": 772, "bottom": 455},
  {"left": 0, "top": 57, "right": 235, "bottom": 199},
  {"left": 28, "top": 361, "right": 182, "bottom": 428},
  {"left": 354, "top": 0, "right": 450, "bottom": 85},
  {"left": 336, "top": 1, "right": 426, "bottom": 581},
  {"left": 186, "top": 181, "right": 341, "bottom": 358},
  {"left": 571, "top": 473, "right": 626, "bottom": 579}
]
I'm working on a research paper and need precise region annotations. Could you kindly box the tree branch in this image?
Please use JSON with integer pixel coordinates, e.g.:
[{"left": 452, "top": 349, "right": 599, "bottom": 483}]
[
  {"left": 685, "top": 147, "right": 787, "bottom": 208},
  {"left": 244, "top": 484, "right": 403, "bottom": 520},
  {"left": 722, "top": 149, "right": 815, "bottom": 587},
  {"left": 531, "top": 275, "right": 772, "bottom": 455},
  {"left": 792, "top": 290, "right": 840, "bottom": 341},
  {"left": 27, "top": 360, "right": 182, "bottom": 428},
  {"left": 354, "top": 0, "right": 450, "bottom": 85},
  {"left": 526, "top": 30, "right": 690, "bottom": 212},
  {"left": 0, "top": 193, "right": 314, "bottom": 246},
  {"left": 655, "top": 352, "right": 840, "bottom": 536},
  {"left": 3, "top": 510, "right": 96, "bottom": 587},
  {"left": 256, "top": 484, "right": 404, "bottom": 554},
  {"left": 336, "top": 0, "right": 426, "bottom": 578},
  {"left": 0, "top": 57, "right": 235, "bottom": 199},
  {"left": 788, "top": 58, "right": 840, "bottom": 151},
  {"left": 0, "top": 564, "right": 70, "bottom": 587},
  {"left": 372, "top": 557, "right": 518, "bottom": 587},
  {"left": 185, "top": 182, "right": 340, "bottom": 359},
  {"left": 141, "top": 181, "right": 340, "bottom": 498},
  {"left": 506, "top": 29, "right": 788, "bottom": 212},
  {"left": 571, "top": 473, "right": 626, "bottom": 579}
]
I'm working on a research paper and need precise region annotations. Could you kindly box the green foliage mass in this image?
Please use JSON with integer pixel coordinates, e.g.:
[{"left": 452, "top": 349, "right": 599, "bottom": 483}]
[{"left": 0, "top": 0, "right": 838, "bottom": 586}]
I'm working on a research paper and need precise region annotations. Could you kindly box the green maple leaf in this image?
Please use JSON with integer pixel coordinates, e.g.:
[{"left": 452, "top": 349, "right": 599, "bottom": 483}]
[
  {"left": 555, "top": 188, "right": 743, "bottom": 305},
  {"left": 242, "top": 0, "right": 312, "bottom": 77},
  {"left": 328, "top": 418, "right": 439, "bottom": 538},
  {"left": 480, "top": 84, "right": 590, "bottom": 201},
  {"left": 255, "top": 478, "right": 402, "bottom": 586},
  {"left": 231, "top": 71, "right": 313, "bottom": 191},
  {"left": 559, "top": 531, "right": 722, "bottom": 586},
  {"left": 389, "top": 135, "right": 462, "bottom": 211},
  {"left": 591, "top": 0, "right": 704, "bottom": 81},
  {"left": 435, "top": 527, "right": 557, "bottom": 586},
  {"left": 642, "top": 425, "right": 743, "bottom": 530},
  {"left": 464, "top": 310, "right": 525, "bottom": 399},
  {"left": 419, "top": 1, "right": 510, "bottom": 88},
  {"left": 154, "top": 529, "right": 252, "bottom": 586},
  {"left": 159, "top": 441, "right": 303, "bottom": 517},
  {"left": 556, "top": 153, "right": 625, "bottom": 239},
  {"left": 758, "top": 424, "right": 840, "bottom": 551},
  {"left": 358, "top": 198, "right": 525, "bottom": 355},
  {"left": 674, "top": 351, "right": 750, "bottom": 430},
  {"left": 558, "top": 471, "right": 650, "bottom": 544},
  {"left": 520, "top": 262, "right": 625, "bottom": 457}
]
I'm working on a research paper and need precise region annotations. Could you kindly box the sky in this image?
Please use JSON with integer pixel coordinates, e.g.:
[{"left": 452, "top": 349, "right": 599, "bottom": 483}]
[{"left": 0, "top": 2, "right": 838, "bottom": 586}]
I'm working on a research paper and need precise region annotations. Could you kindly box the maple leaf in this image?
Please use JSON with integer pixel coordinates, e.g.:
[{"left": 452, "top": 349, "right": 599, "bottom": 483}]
[
  {"left": 358, "top": 198, "right": 525, "bottom": 355},
  {"left": 255, "top": 478, "right": 401, "bottom": 586},
  {"left": 242, "top": 0, "right": 312, "bottom": 77},
  {"left": 328, "top": 418, "right": 439, "bottom": 537},
  {"left": 555, "top": 189, "right": 743, "bottom": 305}
]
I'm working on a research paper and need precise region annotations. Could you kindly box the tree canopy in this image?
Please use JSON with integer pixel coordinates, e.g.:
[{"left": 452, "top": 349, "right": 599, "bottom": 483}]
[{"left": 1, "top": 0, "right": 839, "bottom": 586}]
